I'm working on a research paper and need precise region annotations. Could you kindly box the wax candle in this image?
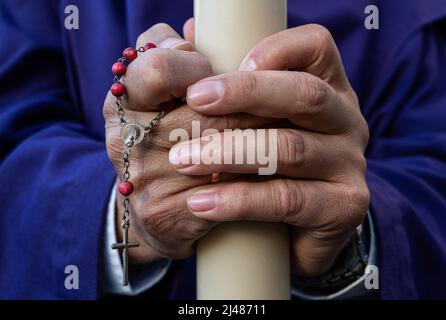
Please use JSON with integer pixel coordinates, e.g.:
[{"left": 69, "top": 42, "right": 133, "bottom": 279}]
[{"left": 194, "top": 0, "right": 290, "bottom": 300}]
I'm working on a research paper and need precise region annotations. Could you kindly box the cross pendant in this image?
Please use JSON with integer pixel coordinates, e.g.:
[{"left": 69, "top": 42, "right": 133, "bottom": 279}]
[{"left": 111, "top": 225, "right": 140, "bottom": 286}]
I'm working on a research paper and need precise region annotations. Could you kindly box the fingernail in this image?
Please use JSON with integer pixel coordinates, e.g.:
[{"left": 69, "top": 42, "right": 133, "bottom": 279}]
[
  {"left": 159, "top": 37, "right": 189, "bottom": 49},
  {"left": 187, "top": 81, "right": 225, "bottom": 106},
  {"left": 187, "top": 192, "right": 218, "bottom": 213},
  {"left": 239, "top": 57, "right": 257, "bottom": 71},
  {"left": 169, "top": 142, "right": 201, "bottom": 167}
]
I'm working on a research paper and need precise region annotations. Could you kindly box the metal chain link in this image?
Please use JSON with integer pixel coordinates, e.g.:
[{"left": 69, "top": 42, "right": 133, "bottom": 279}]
[
  {"left": 118, "top": 109, "right": 167, "bottom": 230},
  {"left": 144, "top": 109, "right": 167, "bottom": 133},
  {"left": 115, "top": 97, "right": 126, "bottom": 125},
  {"left": 111, "top": 43, "right": 172, "bottom": 286},
  {"left": 121, "top": 149, "right": 131, "bottom": 228}
]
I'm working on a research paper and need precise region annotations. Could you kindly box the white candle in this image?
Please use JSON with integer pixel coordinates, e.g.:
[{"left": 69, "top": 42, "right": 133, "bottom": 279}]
[{"left": 194, "top": 0, "right": 290, "bottom": 300}]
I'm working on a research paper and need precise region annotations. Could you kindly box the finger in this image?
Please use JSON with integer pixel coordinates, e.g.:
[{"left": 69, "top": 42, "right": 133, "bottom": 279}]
[
  {"left": 122, "top": 49, "right": 212, "bottom": 111},
  {"left": 187, "top": 70, "right": 357, "bottom": 133},
  {"left": 107, "top": 23, "right": 206, "bottom": 112},
  {"left": 186, "top": 179, "right": 368, "bottom": 230},
  {"left": 183, "top": 18, "right": 195, "bottom": 43},
  {"left": 136, "top": 22, "right": 193, "bottom": 51},
  {"left": 151, "top": 106, "right": 276, "bottom": 149},
  {"left": 168, "top": 128, "right": 363, "bottom": 180},
  {"left": 239, "top": 24, "right": 350, "bottom": 91},
  {"left": 104, "top": 102, "right": 277, "bottom": 156}
]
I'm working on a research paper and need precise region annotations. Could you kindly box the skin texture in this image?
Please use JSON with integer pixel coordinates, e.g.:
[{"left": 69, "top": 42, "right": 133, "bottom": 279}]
[{"left": 103, "top": 20, "right": 370, "bottom": 277}]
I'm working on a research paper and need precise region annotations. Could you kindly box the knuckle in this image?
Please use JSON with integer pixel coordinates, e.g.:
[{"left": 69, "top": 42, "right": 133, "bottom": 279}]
[
  {"left": 295, "top": 75, "right": 328, "bottom": 114},
  {"left": 278, "top": 129, "right": 305, "bottom": 170},
  {"left": 317, "top": 183, "right": 369, "bottom": 231},
  {"left": 144, "top": 51, "right": 173, "bottom": 90},
  {"left": 236, "top": 73, "right": 262, "bottom": 104},
  {"left": 137, "top": 23, "right": 171, "bottom": 45},
  {"left": 307, "top": 24, "right": 333, "bottom": 51},
  {"left": 343, "top": 184, "right": 370, "bottom": 226},
  {"left": 271, "top": 180, "right": 302, "bottom": 220},
  {"left": 230, "top": 185, "right": 251, "bottom": 218},
  {"left": 356, "top": 118, "right": 370, "bottom": 147},
  {"left": 136, "top": 22, "right": 173, "bottom": 47},
  {"left": 191, "top": 51, "right": 213, "bottom": 74},
  {"left": 151, "top": 22, "right": 171, "bottom": 33},
  {"left": 145, "top": 49, "right": 170, "bottom": 74}
]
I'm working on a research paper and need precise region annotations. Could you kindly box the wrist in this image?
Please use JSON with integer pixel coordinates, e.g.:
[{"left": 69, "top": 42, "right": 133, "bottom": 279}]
[{"left": 292, "top": 221, "right": 369, "bottom": 295}]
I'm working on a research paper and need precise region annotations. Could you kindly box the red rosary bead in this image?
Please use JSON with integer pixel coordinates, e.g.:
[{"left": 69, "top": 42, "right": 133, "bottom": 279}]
[
  {"left": 111, "top": 82, "right": 126, "bottom": 97},
  {"left": 119, "top": 181, "right": 134, "bottom": 196},
  {"left": 112, "top": 62, "right": 127, "bottom": 76},
  {"left": 144, "top": 42, "right": 157, "bottom": 51},
  {"left": 123, "top": 47, "right": 137, "bottom": 62}
]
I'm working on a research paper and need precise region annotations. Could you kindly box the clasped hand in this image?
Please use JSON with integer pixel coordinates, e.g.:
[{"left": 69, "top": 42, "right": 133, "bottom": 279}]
[{"left": 104, "top": 20, "right": 370, "bottom": 277}]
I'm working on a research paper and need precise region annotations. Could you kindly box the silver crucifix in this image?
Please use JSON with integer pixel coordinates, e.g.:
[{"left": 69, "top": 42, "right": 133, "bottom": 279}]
[{"left": 111, "top": 225, "right": 140, "bottom": 286}]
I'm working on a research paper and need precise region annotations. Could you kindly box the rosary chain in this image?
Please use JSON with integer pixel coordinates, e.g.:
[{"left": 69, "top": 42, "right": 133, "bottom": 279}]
[
  {"left": 145, "top": 109, "right": 167, "bottom": 133},
  {"left": 110, "top": 42, "right": 174, "bottom": 286},
  {"left": 115, "top": 97, "right": 126, "bottom": 125},
  {"left": 121, "top": 149, "right": 131, "bottom": 228}
]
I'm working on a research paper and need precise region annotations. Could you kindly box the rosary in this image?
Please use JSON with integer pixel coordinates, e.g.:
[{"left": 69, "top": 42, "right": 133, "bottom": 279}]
[{"left": 109, "top": 42, "right": 175, "bottom": 286}]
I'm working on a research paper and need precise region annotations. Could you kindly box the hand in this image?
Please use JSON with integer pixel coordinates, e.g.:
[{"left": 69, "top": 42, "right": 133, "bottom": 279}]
[
  {"left": 103, "top": 23, "right": 271, "bottom": 264},
  {"left": 170, "top": 24, "right": 370, "bottom": 277}
]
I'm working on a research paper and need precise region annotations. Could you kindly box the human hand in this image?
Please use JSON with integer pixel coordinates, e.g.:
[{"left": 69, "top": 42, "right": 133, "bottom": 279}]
[
  {"left": 172, "top": 24, "right": 370, "bottom": 277},
  {"left": 103, "top": 23, "right": 271, "bottom": 264}
]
